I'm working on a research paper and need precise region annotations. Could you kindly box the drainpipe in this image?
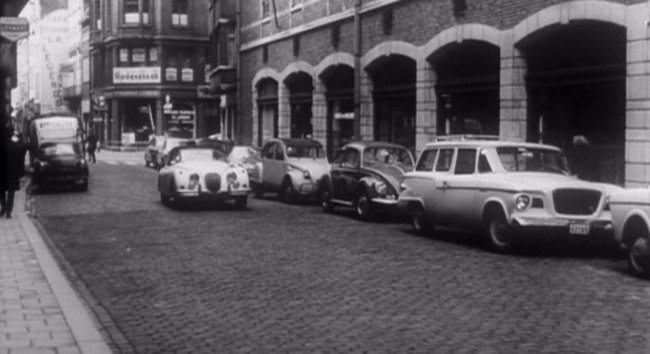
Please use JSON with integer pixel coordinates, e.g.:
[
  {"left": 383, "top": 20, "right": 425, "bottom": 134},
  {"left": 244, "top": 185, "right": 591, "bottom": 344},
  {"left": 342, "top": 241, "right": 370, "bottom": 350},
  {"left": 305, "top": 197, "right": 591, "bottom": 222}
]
[
  {"left": 235, "top": 0, "right": 242, "bottom": 144},
  {"left": 353, "top": 0, "right": 361, "bottom": 141}
]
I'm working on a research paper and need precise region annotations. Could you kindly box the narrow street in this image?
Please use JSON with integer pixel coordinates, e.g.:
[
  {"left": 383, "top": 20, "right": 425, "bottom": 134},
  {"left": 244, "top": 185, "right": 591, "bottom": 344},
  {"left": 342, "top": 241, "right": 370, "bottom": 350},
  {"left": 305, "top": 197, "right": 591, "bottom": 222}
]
[{"left": 30, "top": 152, "right": 650, "bottom": 354}]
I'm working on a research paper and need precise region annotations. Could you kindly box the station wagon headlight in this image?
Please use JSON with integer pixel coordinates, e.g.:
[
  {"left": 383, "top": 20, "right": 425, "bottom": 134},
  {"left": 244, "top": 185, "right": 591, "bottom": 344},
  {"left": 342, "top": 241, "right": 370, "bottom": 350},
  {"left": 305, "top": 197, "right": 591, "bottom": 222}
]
[
  {"left": 375, "top": 181, "right": 388, "bottom": 195},
  {"left": 515, "top": 194, "right": 531, "bottom": 211},
  {"left": 303, "top": 170, "right": 311, "bottom": 179}
]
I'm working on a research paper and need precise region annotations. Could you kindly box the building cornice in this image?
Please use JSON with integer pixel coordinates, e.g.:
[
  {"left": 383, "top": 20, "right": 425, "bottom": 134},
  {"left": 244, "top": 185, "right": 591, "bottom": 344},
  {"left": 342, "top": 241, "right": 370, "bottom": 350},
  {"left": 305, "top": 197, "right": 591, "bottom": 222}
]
[
  {"left": 93, "top": 35, "right": 209, "bottom": 48},
  {"left": 240, "top": 0, "right": 400, "bottom": 52}
]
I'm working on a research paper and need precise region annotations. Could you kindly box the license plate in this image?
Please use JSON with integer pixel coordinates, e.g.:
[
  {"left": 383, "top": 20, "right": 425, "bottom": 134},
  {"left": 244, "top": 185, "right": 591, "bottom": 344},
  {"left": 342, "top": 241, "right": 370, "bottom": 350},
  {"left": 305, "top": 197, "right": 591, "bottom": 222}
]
[{"left": 569, "top": 223, "right": 590, "bottom": 235}]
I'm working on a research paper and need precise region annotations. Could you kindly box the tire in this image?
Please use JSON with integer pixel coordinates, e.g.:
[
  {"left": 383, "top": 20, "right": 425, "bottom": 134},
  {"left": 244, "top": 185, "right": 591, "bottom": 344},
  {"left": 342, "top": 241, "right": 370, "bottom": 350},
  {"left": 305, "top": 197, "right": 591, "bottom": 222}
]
[
  {"left": 234, "top": 196, "right": 248, "bottom": 210},
  {"left": 355, "top": 191, "right": 373, "bottom": 221},
  {"left": 280, "top": 180, "right": 296, "bottom": 204},
  {"left": 411, "top": 205, "right": 432, "bottom": 236},
  {"left": 321, "top": 188, "right": 334, "bottom": 213},
  {"left": 485, "top": 209, "right": 513, "bottom": 253},
  {"left": 627, "top": 233, "right": 650, "bottom": 278},
  {"left": 252, "top": 183, "right": 264, "bottom": 198}
]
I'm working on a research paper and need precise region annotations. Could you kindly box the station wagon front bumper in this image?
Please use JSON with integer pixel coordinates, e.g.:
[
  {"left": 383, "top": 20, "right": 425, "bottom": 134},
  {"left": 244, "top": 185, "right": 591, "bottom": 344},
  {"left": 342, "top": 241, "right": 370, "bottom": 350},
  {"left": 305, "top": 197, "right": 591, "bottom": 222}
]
[{"left": 511, "top": 216, "right": 613, "bottom": 238}]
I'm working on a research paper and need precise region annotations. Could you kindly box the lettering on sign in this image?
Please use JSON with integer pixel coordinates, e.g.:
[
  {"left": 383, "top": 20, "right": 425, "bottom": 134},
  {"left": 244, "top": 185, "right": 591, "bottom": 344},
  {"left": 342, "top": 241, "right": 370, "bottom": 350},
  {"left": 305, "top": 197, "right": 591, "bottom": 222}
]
[
  {"left": 0, "top": 17, "right": 29, "bottom": 41},
  {"left": 113, "top": 67, "right": 161, "bottom": 84}
]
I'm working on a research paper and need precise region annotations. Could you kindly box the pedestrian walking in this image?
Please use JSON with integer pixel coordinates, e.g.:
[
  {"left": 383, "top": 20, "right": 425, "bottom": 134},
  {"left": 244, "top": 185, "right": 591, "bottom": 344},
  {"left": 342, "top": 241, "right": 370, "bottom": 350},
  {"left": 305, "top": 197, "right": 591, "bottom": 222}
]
[
  {"left": 0, "top": 127, "right": 26, "bottom": 219},
  {"left": 87, "top": 132, "right": 98, "bottom": 163},
  {"left": 569, "top": 134, "right": 599, "bottom": 182}
]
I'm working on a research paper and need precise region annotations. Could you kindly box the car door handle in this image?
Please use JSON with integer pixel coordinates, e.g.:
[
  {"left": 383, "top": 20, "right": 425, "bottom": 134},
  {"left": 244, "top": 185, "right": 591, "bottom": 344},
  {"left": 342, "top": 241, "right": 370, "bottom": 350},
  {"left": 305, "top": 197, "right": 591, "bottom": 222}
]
[{"left": 438, "top": 181, "right": 449, "bottom": 189}]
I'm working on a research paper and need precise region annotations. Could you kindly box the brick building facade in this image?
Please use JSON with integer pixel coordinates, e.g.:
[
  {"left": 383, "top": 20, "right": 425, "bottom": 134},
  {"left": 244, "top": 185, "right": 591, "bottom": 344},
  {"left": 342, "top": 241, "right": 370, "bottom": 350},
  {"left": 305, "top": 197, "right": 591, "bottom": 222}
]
[{"left": 238, "top": 0, "right": 650, "bottom": 187}]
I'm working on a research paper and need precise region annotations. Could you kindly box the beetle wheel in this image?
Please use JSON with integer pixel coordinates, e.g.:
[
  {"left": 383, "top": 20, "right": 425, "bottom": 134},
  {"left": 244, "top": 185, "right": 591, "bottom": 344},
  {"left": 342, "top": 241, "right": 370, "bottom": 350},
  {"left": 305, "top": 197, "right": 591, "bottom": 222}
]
[
  {"left": 485, "top": 210, "right": 512, "bottom": 253},
  {"left": 355, "top": 192, "right": 372, "bottom": 221},
  {"left": 628, "top": 234, "right": 650, "bottom": 278},
  {"left": 321, "top": 189, "right": 334, "bottom": 213},
  {"left": 411, "top": 206, "right": 432, "bottom": 236}
]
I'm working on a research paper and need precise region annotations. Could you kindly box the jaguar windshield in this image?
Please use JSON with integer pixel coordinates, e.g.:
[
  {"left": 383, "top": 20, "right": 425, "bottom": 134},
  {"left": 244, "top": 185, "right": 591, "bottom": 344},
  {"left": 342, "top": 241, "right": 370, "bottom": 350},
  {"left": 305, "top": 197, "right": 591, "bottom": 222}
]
[{"left": 497, "top": 146, "right": 570, "bottom": 175}]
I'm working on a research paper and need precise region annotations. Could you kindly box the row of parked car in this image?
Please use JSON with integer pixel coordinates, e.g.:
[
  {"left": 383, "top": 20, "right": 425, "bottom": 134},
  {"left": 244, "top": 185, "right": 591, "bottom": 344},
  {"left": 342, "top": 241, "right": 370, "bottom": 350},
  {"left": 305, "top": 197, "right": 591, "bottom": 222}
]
[{"left": 145, "top": 134, "right": 650, "bottom": 279}]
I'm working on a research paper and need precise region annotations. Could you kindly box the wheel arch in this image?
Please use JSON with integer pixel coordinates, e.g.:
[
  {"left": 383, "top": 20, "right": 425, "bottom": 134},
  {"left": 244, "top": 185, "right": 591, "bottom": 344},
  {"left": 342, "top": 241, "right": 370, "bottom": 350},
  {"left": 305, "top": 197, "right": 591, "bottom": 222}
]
[
  {"left": 622, "top": 212, "right": 650, "bottom": 246},
  {"left": 482, "top": 199, "right": 508, "bottom": 225}
]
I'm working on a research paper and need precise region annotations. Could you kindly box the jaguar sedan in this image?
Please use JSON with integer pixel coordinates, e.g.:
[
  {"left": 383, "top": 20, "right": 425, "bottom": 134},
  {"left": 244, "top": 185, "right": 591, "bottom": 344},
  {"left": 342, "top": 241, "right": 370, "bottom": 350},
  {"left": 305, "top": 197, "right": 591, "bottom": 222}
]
[
  {"left": 397, "top": 137, "right": 622, "bottom": 252},
  {"left": 158, "top": 146, "right": 250, "bottom": 209},
  {"left": 320, "top": 141, "right": 414, "bottom": 220}
]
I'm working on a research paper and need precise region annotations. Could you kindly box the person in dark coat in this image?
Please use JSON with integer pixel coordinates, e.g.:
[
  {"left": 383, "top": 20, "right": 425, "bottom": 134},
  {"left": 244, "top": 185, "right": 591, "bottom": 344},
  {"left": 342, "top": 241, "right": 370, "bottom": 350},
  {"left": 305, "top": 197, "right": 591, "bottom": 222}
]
[
  {"left": 87, "top": 132, "right": 98, "bottom": 163},
  {"left": 0, "top": 128, "right": 26, "bottom": 218}
]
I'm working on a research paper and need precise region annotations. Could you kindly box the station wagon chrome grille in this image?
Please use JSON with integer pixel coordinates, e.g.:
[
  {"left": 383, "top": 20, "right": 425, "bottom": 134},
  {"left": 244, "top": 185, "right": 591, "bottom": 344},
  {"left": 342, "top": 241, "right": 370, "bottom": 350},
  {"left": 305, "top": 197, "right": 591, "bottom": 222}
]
[
  {"left": 205, "top": 173, "right": 221, "bottom": 192},
  {"left": 552, "top": 189, "right": 601, "bottom": 215}
]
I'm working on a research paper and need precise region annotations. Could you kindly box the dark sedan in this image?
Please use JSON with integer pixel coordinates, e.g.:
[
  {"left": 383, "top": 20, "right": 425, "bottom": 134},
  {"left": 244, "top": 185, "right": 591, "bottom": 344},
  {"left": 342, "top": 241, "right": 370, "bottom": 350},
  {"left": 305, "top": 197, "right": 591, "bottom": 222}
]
[
  {"left": 32, "top": 141, "right": 89, "bottom": 192},
  {"left": 319, "top": 141, "right": 414, "bottom": 220}
]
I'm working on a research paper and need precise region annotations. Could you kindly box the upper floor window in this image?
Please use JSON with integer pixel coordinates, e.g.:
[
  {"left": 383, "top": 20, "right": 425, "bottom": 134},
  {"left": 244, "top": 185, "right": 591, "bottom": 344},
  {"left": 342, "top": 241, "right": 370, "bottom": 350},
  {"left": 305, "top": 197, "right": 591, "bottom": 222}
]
[
  {"left": 124, "top": 0, "right": 150, "bottom": 25},
  {"left": 94, "top": 0, "right": 102, "bottom": 30},
  {"left": 172, "top": 0, "right": 189, "bottom": 27},
  {"left": 261, "top": 0, "right": 270, "bottom": 20}
]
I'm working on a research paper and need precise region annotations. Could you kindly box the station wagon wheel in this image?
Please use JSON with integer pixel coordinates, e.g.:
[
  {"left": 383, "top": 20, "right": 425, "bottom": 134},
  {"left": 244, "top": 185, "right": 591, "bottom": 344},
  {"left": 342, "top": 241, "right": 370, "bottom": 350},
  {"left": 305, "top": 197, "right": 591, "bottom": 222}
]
[
  {"left": 234, "top": 196, "right": 248, "bottom": 210},
  {"left": 411, "top": 205, "right": 432, "bottom": 236},
  {"left": 628, "top": 232, "right": 650, "bottom": 278},
  {"left": 355, "top": 191, "right": 372, "bottom": 221},
  {"left": 485, "top": 209, "right": 512, "bottom": 253},
  {"left": 321, "top": 188, "right": 334, "bottom": 213},
  {"left": 280, "top": 181, "right": 296, "bottom": 204}
]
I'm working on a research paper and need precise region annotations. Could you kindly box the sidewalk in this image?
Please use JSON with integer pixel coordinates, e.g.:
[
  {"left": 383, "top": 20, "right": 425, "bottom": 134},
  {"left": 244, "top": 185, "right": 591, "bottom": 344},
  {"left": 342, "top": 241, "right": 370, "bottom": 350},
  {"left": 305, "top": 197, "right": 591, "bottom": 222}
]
[{"left": 0, "top": 183, "right": 113, "bottom": 354}]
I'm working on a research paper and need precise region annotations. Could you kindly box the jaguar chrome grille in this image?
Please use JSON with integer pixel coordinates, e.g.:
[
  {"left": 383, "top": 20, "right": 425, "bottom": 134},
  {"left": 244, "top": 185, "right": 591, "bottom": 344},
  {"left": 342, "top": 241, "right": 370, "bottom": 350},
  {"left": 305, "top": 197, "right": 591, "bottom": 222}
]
[
  {"left": 205, "top": 173, "right": 221, "bottom": 192},
  {"left": 552, "top": 189, "right": 601, "bottom": 215}
]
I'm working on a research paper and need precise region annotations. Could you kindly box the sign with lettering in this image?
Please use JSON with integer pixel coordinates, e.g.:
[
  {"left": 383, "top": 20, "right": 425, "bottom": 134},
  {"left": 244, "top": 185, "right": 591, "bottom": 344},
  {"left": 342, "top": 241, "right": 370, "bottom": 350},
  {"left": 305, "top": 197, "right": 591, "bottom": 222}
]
[
  {"left": 113, "top": 67, "right": 161, "bottom": 84},
  {"left": 0, "top": 17, "right": 29, "bottom": 42}
]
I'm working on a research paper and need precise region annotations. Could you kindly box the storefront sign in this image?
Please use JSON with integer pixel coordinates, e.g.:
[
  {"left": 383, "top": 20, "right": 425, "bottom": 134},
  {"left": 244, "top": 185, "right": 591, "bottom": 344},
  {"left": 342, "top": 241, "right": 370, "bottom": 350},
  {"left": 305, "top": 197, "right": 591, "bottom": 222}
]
[
  {"left": 334, "top": 112, "right": 354, "bottom": 120},
  {"left": 113, "top": 67, "right": 161, "bottom": 84},
  {"left": 181, "top": 68, "right": 194, "bottom": 82},
  {"left": 0, "top": 17, "right": 29, "bottom": 42},
  {"left": 165, "top": 67, "right": 177, "bottom": 81}
]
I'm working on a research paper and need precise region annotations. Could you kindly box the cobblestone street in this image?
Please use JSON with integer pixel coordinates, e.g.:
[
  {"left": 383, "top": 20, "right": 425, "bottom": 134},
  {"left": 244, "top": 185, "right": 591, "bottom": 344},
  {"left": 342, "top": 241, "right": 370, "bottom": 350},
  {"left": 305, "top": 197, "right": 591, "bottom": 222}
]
[{"left": 27, "top": 158, "right": 650, "bottom": 354}]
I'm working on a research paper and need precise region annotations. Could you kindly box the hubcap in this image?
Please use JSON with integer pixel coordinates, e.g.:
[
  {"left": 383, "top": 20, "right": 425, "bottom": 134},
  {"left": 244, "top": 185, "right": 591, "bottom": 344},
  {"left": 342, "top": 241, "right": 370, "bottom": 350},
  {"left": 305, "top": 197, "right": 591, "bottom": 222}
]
[
  {"left": 490, "top": 218, "right": 509, "bottom": 247},
  {"left": 630, "top": 237, "right": 650, "bottom": 273}
]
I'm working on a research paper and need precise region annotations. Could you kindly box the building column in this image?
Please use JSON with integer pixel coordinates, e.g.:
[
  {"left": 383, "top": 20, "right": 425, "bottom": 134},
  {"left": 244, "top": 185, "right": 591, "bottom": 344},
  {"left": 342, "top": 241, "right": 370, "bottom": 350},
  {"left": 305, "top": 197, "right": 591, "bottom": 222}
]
[
  {"left": 155, "top": 98, "right": 164, "bottom": 135},
  {"left": 499, "top": 30, "right": 527, "bottom": 142},
  {"left": 312, "top": 81, "right": 327, "bottom": 148},
  {"left": 251, "top": 88, "right": 259, "bottom": 145},
  {"left": 110, "top": 98, "right": 120, "bottom": 143},
  {"left": 625, "top": 3, "right": 650, "bottom": 187},
  {"left": 278, "top": 84, "right": 290, "bottom": 138},
  {"left": 416, "top": 58, "right": 436, "bottom": 154},
  {"left": 359, "top": 70, "right": 373, "bottom": 140}
]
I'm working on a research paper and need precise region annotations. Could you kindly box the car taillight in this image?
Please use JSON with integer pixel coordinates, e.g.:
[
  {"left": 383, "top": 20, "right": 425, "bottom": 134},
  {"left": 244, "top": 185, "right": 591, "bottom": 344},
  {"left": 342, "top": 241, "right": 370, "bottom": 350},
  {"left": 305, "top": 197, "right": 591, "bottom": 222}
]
[{"left": 188, "top": 173, "right": 200, "bottom": 189}]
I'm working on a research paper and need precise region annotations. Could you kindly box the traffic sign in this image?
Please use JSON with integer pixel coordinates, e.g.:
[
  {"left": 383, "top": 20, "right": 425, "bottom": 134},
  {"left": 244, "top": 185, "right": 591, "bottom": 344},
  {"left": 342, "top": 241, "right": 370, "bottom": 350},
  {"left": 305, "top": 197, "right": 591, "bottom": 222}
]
[{"left": 0, "top": 17, "right": 29, "bottom": 42}]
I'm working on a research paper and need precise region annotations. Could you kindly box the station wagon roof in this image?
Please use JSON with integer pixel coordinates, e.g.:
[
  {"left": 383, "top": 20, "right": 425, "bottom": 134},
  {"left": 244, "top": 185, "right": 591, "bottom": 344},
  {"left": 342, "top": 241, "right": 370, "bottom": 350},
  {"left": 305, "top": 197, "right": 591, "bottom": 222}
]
[
  {"left": 344, "top": 141, "right": 409, "bottom": 150},
  {"left": 423, "top": 140, "right": 562, "bottom": 151},
  {"left": 277, "top": 138, "right": 323, "bottom": 147}
]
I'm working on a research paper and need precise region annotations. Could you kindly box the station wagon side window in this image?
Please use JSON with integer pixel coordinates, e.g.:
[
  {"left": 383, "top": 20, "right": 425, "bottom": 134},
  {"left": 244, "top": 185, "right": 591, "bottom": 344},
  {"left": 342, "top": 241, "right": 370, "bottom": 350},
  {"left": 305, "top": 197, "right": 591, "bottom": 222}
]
[
  {"left": 478, "top": 150, "right": 492, "bottom": 173},
  {"left": 454, "top": 149, "right": 477, "bottom": 175},
  {"left": 416, "top": 149, "right": 438, "bottom": 171},
  {"left": 341, "top": 149, "right": 360, "bottom": 168},
  {"left": 435, "top": 148, "right": 454, "bottom": 172}
]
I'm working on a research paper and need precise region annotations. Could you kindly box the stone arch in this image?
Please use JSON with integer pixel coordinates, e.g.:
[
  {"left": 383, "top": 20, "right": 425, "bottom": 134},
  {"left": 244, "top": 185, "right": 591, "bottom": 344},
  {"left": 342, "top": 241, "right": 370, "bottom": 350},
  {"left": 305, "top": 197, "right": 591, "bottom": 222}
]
[
  {"left": 513, "top": 0, "right": 627, "bottom": 44},
  {"left": 251, "top": 68, "right": 281, "bottom": 146},
  {"left": 280, "top": 61, "right": 316, "bottom": 83},
  {"left": 362, "top": 41, "right": 419, "bottom": 69},
  {"left": 422, "top": 24, "right": 501, "bottom": 59},
  {"left": 315, "top": 52, "right": 355, "bottom": 79}
]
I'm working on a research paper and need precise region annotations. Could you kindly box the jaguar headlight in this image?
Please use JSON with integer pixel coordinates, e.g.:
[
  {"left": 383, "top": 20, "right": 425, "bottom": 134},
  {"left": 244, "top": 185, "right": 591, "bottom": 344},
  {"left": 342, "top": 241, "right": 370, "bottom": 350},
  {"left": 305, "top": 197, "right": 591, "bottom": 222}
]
[{"left": 515, "top": 194, "right": 531, "bottom": 211}]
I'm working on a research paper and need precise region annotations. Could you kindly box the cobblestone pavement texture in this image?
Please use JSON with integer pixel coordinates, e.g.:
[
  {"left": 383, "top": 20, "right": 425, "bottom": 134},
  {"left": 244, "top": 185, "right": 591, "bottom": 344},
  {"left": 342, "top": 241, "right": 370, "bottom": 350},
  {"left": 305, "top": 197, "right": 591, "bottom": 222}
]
[{"left": 32, "top": 156, "right": 650, "bottom": 354}]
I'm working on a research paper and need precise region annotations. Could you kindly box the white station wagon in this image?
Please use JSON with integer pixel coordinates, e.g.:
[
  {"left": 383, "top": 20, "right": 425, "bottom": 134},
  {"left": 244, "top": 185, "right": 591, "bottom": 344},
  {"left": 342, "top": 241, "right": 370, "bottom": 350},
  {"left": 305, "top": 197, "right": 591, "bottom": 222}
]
[
  {"left": 610, "top": 188, "right": 650, "bottom": 277},
  {"left": 397, "top": 136, "right": 622, "bottom": 252}
]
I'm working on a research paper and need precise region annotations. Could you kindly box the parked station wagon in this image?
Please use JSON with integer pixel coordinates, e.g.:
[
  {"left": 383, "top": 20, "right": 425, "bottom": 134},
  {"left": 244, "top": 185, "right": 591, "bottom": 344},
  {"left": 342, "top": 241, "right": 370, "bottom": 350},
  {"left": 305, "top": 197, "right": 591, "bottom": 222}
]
[
  {"left": 610, "top": 188, "right": 650, "bottom": 277},
  {"left": 320, "top": 141, "right": 414, "bottom": 220},
  {"left": 397, "top": 136, "right": 622, "bottom": 252},
  {"left": 250, "top": 138, "right": 330, "bottom": 203}
]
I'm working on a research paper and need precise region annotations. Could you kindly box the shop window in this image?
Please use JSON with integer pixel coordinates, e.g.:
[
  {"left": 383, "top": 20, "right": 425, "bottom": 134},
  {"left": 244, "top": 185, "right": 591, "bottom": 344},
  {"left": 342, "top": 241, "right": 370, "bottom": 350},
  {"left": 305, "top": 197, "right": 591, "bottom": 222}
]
[
  {"left": 149, "top": 48, "right": 158, "bottom": 63},
  {"left": 119, "top": 48, "right": 129, "bottom": 63},
  {"left": 172, "top": 0, "right": 189, "bottom": 27},
  {"left": 132, "top": 48, "right": 146, "bottom": 63},
  {"left": 382, "top": 8, "right": 393, "bottom": 35},
  {"left": 452, "top": 0, "right": 467, "bottom": 17},
  {"left": 261, "top": 0, "right": 270, "bottom": 20},
  {"left": 331, "top": 25, "right": 340, "bottom": 49},
  {"left": 293, "top": 36, "right": 300, "bottom": 57},
  {"left": 123, "top": 0, "right": 150, "bottom": 25}
]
